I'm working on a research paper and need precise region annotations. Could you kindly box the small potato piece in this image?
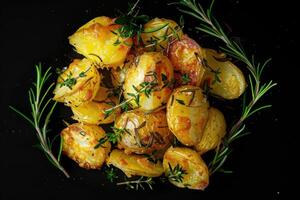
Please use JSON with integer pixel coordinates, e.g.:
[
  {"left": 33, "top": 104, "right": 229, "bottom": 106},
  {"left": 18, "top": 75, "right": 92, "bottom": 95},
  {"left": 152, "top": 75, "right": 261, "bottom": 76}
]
[
  {"left": 163, "top": 147, "right": 209, "bottom": 190},
  {"left": 69, "top": 16, "right": 132, "bottom": 68},
  {"left": 107, "top": 149, "right": 164, "bottom": 177},
  {"left": 123, "top": 52, "right": 174, "bottom": 112},
  {"left": 167, "top": 35, "right": 206, "bottom": 87},
  {"left": 61, "top": 123, "right": 111, "bottom": 169},
  {"left": 53, "top": 59, "right": 101, "bottom": 107},
  {"left": 201, "top": 48, "right": 246, "bottom": 99},
  {"left": 167, "top": 85, "right": 209, "bottom": 146},
  {"left": 141, "top": 18, "right": 183, "bottom": 51},
  {"left": 116, "top": 109, "right": 173, "bottom": 155},
  {"left": 71, "top": 87, "right": 120, "bottom": 125},
  {"left": 195, "top": 107, "right": 226, "bottom": 154}
]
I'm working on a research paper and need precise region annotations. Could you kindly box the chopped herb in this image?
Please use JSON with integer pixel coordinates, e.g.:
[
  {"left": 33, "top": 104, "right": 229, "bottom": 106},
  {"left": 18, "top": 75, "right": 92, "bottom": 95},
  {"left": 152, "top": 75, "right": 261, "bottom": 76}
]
[
  {"left": 166, "top": 163, "right": 187, "bottom": 183},
  {"left": 175, "top": 99, "right": 185, "bottom": 105},
  {"left": 181, "top": 73, "right": 191, "bottom": 84}
]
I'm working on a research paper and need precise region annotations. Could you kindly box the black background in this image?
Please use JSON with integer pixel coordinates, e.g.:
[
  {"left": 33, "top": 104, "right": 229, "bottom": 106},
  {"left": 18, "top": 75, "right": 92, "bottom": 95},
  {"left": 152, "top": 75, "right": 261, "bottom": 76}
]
[{"left": 0, "top": 0, "right": 290, "bottom": 199}]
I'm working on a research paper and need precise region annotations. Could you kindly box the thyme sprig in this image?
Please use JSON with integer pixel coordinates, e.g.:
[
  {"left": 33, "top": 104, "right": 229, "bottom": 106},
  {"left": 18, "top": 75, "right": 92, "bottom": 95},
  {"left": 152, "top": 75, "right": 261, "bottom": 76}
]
[
  {"left": 105, "top": 167, "right": 118, "bottom": 182},
  {"left": 103, "top": 71, "right": 159, "bottom": 117},
  {"left": 166, "top": 163, "right": 187, "bottom": 183},
  {"left": 9, "top": 64, "right": 70, "bottom": 178},
  {"left": 117, "top": 176, "right": 154, "bottom": 190},
  {"left": 59, "top": 67, "right": 90, "bottom": 89},
  {"left": 94, "top": 127, "right": 129, "bottom": 149},
  {"left": 175, "top": 0, "right": 277, "bottom": 174}
]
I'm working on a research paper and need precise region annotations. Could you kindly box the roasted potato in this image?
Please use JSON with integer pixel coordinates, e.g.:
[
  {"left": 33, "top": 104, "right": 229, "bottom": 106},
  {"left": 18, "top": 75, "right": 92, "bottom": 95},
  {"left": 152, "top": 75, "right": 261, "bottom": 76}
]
[
  {"left": 167, "top": 35, "right": 205, "bottom": 87},
  {"left": 116, "top": 109, "right": 173, "bottom": 155},
  {"left": 69, "top": 16, "right": 133, "bottom": 68},
  {"left": 53, "top": 59, "right": 101, "bottom": 107},
  {"left": 195, "top": 107, "right": 226, "bottom": 154},
  {"left": 107, "top": 149, "right": 164, "bottom": 177},
  {"left": 111, "top": 54, "right": 135, "bottom": 87},
  {"left": 163, "top": 146, "right": 209, "bottom": 190},
  {"left": 123, "top": 52, "right": 174, "bottom": 112},
  {"left": 166, "top": 85, "right": 209, "bottom": 146},
  {"left": 61, "top": 123, "right": 111, "bottom": 169},
  {"left": 201, "top": 48, "right": 246, "bottom": 99},
  {"left": 71, "top": 87, "right": 120, "bottom": 125},
  {"left": 141, "top": 18, "right": 183, "bottom": 51}
]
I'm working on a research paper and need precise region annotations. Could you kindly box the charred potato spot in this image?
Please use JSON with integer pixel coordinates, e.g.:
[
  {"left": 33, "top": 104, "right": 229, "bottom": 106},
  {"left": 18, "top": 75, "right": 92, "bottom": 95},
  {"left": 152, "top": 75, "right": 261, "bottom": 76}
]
[
  {"left": 123, "top": 52, "right": 174, "bottom": 112},
  {"left": 167, "top": 85, "right": 209, "bottom": 146},
  {"left": 106, "top": 149, "right": 164, "bottom": 177},
  {"left": 141, "top": 18, "right": 183, "bottom": 51},
  {"left": 61, "top": 123, "right": 111, "bottom": 169},
  {"left": 201, "top": 48, "right": 246, "bottom": 99},
  {"left": 53, "top": 59, "right": 101, "bottom": 107},
  {"left": 116, "top": 109, "right": 173, "bottom": 155},
  {"left": 69, "top": 16, "right": 132, "bottom": 68},
  {"left": 195, "top": 107, "right": 226, "bottom": 154},
  {"left": 167, "top": 35, "right": 205, "bottom": 86},
  {"left": 163, "top": 147, "right": 209, "bottom": 190}
]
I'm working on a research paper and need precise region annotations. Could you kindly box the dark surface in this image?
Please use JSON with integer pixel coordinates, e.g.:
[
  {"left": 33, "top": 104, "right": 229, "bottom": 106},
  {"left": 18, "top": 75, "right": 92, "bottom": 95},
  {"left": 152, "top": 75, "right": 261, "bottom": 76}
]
[{"left": 0, "top": 0, "right": 289, "bottom": 199}]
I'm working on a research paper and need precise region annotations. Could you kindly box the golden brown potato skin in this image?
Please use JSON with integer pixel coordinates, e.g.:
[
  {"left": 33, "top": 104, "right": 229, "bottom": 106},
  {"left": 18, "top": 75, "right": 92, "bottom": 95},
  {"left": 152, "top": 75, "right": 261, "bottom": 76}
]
[
  {"left": 116, "top": 109, "right": 173, "bottom": 155},
  {"left": 141, "top": 18, "right": 183, "bottom": 51},
  {"left": 111, "top": 54, "right": 135, "bottom": 87},
  {"left": 167, "top": 85, "right": 209, "bottom": 146},
  {"left": 61, "top": 123, "right": 111, "bottom": 169},
  {"left": 71, "top": 86, "right": 120, "bottom": 125},
  {"left": 201, "top": 48, "right": 246, "bottom": 99},
  {"left": 71, "top": 94, "right": 120, "bottom": 125},
  {"left": 69, "top": 16, "right": 132, "bottom": 68},
  {"left": 123, "top": 52, "right": 174, "bottom": 112},
  {"left": 195, "top": 107, "right": 226, "bottom": 154},
  {"left": 163, "top": 147, "right": 209, "bottom": 190},
  {"left": 53, "top": 59, "right": 101, "bottom": 107},
  {"left": 167, "top": 35, "right": 205, "bottom": 87},
  {"left": 107, "top": 149, "right": 164, "bottom": 177}
]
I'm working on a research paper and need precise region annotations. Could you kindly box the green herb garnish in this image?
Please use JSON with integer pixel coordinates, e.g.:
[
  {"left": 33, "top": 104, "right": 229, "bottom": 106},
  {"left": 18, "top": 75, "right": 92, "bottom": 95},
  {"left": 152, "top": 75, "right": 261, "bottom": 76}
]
[
  {"left": 9, "top": 64, "right": 70, "bottom": 178},
  {"left": 175, "top": 0, "right": 277, "bottom": 174}
]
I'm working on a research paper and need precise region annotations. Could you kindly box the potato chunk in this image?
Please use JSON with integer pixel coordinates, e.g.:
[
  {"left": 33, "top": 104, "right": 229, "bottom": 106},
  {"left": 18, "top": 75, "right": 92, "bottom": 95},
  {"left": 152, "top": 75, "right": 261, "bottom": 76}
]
[
  {"left": 141, "top": 18, "right": 183, "bottom": 51},
  {"left": 195, "top": 107, "right": 226, "bottom": 154},
  {"left": 116, "top": 109, "right": 173, "bottom": 155},
  {"left": 167, "top": 35, "right": 205, "bottom": 87},
  {"left": 123, "top": 52, "right": 174, "bottom": 112},
  {"left": 167, "top": 85, "right": 209, "bottom": 146},
  {"left": 163, "top": 147, "right": 209, "bottom": 190},
  {"left": 61, "top": 123, "right": 111, "bottom": 169},
  {"left": 53, "top": 58, "right": 101, "bottom": 107},
  {"left": 201, "top": 48, "right": 246, "bottom": 99},
  {"left": 107, "top": 149, "right": 164, "bottom": 177},
  {"left": 69, "top": 16, "right": 132, "bottom": 68},
  {"left": 71, "top": 86, "right": 120, "bottom": 125}
]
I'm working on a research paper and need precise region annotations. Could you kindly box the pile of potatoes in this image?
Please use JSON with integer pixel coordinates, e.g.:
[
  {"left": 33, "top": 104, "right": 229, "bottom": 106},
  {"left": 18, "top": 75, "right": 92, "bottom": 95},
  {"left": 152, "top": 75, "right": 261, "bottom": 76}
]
[{"left": 53, "top": 16, "right": 246, "bottom": 190}]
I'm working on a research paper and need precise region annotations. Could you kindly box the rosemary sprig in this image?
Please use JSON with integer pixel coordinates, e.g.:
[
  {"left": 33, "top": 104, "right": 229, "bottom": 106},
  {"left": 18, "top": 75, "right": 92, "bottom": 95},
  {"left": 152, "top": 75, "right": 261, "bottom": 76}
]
[
  {"left": 9, "top": 64, "right": 70, "bottom": 178},
  {"left": 175, "top": 0, "right": 277, "bottom": 174},
  {"left": 117, "top": 176, "right": 154, "bottom": 190},
  {"left": 166, "top": 163, "right": 187, "bottom": 183}
]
